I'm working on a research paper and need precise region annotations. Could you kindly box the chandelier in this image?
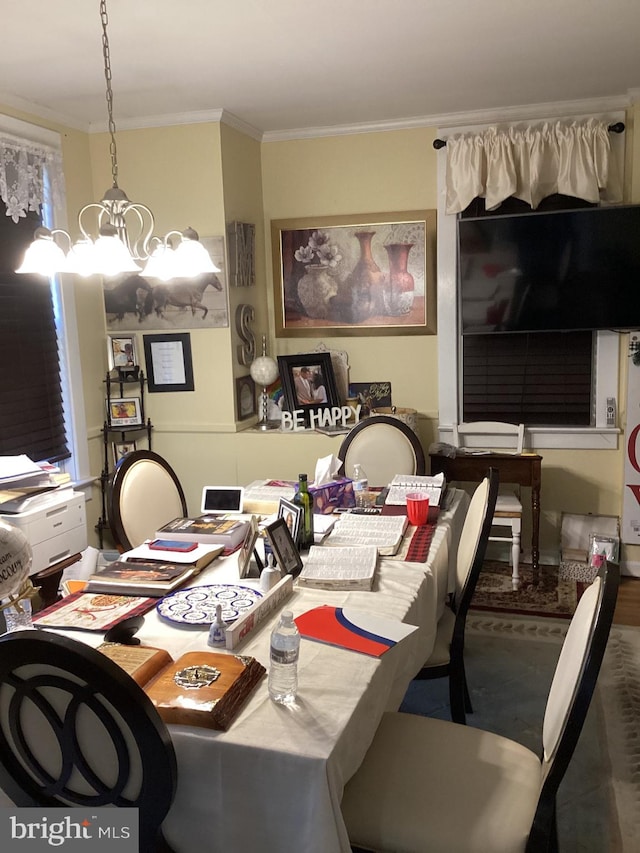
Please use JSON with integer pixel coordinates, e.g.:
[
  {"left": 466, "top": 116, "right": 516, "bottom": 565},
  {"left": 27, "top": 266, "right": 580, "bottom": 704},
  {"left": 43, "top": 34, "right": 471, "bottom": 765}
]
[{"left": 16, "top": 0, "right": 219, "bottom": 280}]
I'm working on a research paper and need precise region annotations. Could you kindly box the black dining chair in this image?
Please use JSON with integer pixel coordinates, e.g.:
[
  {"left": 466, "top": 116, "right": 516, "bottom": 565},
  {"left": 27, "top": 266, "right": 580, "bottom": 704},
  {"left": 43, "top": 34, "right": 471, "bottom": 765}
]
[
  {"left": 0, "top": 630, "right": 177, "bottom": 853},
  {"left": 414, "top": 468, "right": 499, "bottom": 724},
  {"left": 107, "top": 449, "right": 188, "bottom": 550},
  {"left": 341, "top": 561, "right": 620, "bottom": 853}
]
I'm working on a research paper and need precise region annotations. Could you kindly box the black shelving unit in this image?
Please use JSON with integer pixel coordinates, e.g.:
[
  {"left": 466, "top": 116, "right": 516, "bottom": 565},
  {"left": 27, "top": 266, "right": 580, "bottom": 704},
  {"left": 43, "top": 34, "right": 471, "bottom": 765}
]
[{"left": 96, "top": 370, "right": 153, "bottom": 548}]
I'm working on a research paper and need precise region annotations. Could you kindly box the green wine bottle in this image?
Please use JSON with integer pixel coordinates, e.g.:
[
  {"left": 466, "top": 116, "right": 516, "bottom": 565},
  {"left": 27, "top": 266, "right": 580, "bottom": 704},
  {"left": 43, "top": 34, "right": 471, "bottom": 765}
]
[{"left": 294, "top": 473, "right": 315, "bottom": 550}]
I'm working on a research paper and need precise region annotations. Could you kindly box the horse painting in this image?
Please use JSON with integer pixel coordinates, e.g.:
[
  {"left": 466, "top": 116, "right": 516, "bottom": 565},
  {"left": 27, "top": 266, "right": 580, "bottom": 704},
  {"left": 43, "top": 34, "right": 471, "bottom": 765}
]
[
  {"left": 151, "top": 273, "right": 223, "bottom": 320},
  {"left": 103, "top": 275, "right": 153, "bottom": 322}
]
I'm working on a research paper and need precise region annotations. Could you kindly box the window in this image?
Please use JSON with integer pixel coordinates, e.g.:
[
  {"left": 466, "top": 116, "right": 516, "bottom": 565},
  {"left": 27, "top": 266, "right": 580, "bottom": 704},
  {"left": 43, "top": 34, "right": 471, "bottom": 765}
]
[
  {"left": 0, "top": 115, "right": 89, "bottom": 479},
  {"left": 436, "top": 112, "right": 622, "bottom": 450},
  {"left": 0, "top": 202, "right": 68, "bottom": 460}
]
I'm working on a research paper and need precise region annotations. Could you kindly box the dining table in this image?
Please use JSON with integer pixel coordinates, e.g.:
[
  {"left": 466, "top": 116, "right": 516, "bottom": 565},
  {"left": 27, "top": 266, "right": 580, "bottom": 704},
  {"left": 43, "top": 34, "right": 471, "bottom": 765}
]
[{"left": 3, "top": 488, "right": 469, "bottom": 853}]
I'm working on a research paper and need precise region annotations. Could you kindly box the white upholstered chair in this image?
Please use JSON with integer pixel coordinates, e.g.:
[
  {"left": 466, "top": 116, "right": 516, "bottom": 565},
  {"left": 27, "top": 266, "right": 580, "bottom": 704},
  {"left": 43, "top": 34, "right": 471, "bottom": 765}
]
[
  {"left": 107, "top": 450, "right": 188, "bottom": 551},
  {"left": 338, "top": 415, "right": 426, "bottom": 487},
  {"left": 342, "top": 561, "right": 620, "bottom": 853},
  {"left": 453, "top": 421, "right": 525, "bottom": 588},
  {"left": 415, "top": 469, "right": 499, "bottom": 724}
]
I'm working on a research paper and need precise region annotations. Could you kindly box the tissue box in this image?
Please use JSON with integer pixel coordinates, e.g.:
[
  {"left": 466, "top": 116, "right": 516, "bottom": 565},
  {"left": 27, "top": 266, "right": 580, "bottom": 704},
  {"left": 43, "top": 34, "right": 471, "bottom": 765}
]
[{"left": 309, "top": 478, "right": 355, "bottom": 514}]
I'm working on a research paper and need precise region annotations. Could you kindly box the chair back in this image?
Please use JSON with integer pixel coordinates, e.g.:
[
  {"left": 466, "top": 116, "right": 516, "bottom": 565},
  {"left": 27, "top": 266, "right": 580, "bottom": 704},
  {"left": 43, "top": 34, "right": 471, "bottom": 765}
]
[
  {"left": 527, "top": 561, "right": 620, "bottom": 850},
  {"left": 453, "top": 421, "right": 525, "bottom": 454},
  {"left": 338, "top": 415, "right": 426, "bottom": 486},
  {"left": 107, "top": 450, "right": 188, "bottom": 550},
  {"left": 0, "top": 630, "right": 177, "bottom": 852},
  {"left": 453, "top": 468, "right": 499, "bottom": 609}
]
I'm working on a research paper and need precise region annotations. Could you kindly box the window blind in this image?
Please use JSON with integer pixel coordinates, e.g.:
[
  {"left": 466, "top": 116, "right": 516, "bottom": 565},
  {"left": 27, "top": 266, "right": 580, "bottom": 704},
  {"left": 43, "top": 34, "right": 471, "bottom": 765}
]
[
  {"left": 462, "top": 331, "right": 593, "bottom": 426},
  {"left": 0, "top": 204, "right": 68, "bottom": 461}
]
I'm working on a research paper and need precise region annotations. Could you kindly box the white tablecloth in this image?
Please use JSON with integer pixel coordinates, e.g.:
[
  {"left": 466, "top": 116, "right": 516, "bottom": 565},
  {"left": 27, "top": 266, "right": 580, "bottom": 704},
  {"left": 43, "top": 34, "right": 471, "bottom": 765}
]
[{"left": 1, "top": 489, "right": 468, "bottom": 853}]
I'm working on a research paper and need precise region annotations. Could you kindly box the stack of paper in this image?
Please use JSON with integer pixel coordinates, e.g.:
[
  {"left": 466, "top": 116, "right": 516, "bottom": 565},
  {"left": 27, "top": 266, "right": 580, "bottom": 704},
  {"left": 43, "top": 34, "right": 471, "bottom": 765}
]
[
  {"left": 324, "top": 514, "right": 408, "bottom": 556},
  {"left": 297, "top": 545, "right": 378, "bottom": 591},
  {"left": 385, "top": 473, "right": 445, "bottom": 506},
  {"left": 243, "top": 479, "right": 297, "bottom": 514},
  {"left": 0, "top": 455, "right": 59, "bottom": 511}
]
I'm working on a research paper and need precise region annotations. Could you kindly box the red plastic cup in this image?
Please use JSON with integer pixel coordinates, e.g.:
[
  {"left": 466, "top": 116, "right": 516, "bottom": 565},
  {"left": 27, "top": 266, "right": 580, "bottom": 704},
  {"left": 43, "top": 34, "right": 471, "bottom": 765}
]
[{"left": 406, "top": 492, "right": 429, "bottom": 526}]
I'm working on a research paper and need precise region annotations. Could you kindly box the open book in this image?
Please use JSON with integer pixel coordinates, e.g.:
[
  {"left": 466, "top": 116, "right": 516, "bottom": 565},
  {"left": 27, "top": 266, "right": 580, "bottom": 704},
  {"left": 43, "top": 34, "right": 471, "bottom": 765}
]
[
  {"left": 297, "top": 545, "right": 378, "bottom": 590},
  {"left": 385, "top": 473, "right": 445, "bottom": 506},
  {"left": 324, "top": 513, "right": 408, "bottom": 556}
]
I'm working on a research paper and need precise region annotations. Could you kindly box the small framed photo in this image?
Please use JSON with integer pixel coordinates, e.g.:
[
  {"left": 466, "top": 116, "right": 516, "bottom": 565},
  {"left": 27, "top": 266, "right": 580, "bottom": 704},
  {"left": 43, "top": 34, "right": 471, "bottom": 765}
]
[
  {"left": 112, "top": 440, "right": 137, "bottom": 466},
  {"left": 265, "top": 517, "right": 304, "bottom": 578},
  {"left": 237, "top": 516, "right": 260, "bottom": 579},
  {"left": 277, "top": 351, "right": 340, "bottom": 425},
  {"left": 277, "top": 498, "right": 303, "bottom": 548},
  {"left": 107, "top": 335, "right": 137, "bottom": 370},
  {"left": 107, "top": 397, "right": 142, "bottom": 428},
  {"left": 235, "top": 375, "right": 257, "bottom": 420}
]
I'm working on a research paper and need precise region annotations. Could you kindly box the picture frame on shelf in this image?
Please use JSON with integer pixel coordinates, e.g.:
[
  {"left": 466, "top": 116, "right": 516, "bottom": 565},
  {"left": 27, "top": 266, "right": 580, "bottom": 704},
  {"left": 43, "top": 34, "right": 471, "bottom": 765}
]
[
  {"left": 143, "top": 332, "right": 195, "bottom": 393},
  {"left": 278, "top": 498, "right": 303, "bottom": 548},
  {"left": 271, "top": 210, "right": 437, "bottom": 337},
  {"left": 277, "top": 352, "right": 340, "bottom": 426},
  {"left": 348, "top": 381, "right": 392, "bottom": 414},
  {"left": 235, "top": 375, "right": 257, "bottom": 420},
  {"left": 264, "top": 517, "right": 304, "bottom": 578},
  {"left": 112, "top": 440, "right": 137, "bottom": 466},
  {"left": 107, "top": 335, "right": 137, "bottom": 371},
  {"left": 107, "top": 397, "right": 143, "bottom": 428}
]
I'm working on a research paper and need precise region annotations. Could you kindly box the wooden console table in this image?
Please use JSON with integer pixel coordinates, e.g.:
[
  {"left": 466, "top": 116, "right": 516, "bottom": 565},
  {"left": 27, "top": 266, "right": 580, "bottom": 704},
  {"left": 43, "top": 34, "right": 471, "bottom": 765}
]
[{"left": 429, "top": 451, "right": 543, "bottom": 583}]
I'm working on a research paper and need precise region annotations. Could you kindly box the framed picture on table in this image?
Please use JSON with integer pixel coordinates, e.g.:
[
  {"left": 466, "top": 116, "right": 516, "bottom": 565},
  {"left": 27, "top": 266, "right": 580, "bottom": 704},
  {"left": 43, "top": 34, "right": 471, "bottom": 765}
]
[
  {"left": 278, "top": 498, "right": 303, "bottom": 548},
  {"left": 265, "top": 518, "right": 303, "bottom": 578}
]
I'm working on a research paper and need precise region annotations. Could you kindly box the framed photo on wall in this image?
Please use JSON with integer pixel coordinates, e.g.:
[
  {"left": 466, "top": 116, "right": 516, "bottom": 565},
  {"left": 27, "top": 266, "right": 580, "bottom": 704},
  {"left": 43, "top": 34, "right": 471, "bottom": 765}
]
[
  {"left": 271, "top": 210, "right": 437, "bottom": 337},
  {"left": 143, "top": 333, "right": 194, "bottom": 392}
]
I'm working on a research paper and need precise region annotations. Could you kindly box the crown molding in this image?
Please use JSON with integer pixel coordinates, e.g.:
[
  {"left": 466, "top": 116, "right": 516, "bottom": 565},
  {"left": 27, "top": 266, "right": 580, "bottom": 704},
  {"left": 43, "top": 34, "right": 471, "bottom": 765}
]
[
  {"left": 0, "top": 91, "right": 87, "bottom": 132},
  {"left": 263, "top": 94, "right": 633, "bottom": 142},
  {"left": 88, "top": 107, "right": 263, "bottom": 141}
]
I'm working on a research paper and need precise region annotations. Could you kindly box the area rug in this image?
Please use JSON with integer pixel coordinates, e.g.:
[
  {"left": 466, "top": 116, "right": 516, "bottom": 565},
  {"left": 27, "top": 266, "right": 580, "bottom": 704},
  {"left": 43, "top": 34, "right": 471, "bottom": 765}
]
[
  {"left": 400, "top": 614, "right": 640, "bottom": 852},
  {"left": 471, "top": 559, "right": 579, "bottom": 618}
]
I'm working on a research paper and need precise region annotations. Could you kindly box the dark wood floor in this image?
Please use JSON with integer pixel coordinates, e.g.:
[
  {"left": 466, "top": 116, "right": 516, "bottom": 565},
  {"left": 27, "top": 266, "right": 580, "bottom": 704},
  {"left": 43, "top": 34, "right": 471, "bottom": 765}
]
[{"left": 614, "top": 576, "right": 640, "bottom": 627}]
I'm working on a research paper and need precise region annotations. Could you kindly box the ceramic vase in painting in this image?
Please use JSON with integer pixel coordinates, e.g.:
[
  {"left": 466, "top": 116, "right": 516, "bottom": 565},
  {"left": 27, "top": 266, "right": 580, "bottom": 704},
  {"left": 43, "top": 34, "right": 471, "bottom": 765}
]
[
  {"left": 297, "top": 264, "right": 338, "bottom": 319},
  {"left": 334, "top": 231, "right": 385, "bottom": 322},
  {"left": 383, "top": 242, "right": 415, "bottom": 315}
]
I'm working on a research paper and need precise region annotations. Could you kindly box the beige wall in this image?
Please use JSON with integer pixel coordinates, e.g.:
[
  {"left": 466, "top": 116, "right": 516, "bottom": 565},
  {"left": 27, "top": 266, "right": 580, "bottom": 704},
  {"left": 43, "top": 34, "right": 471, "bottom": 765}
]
[{"left": 3, "top": 99, "right": 640, "bottom": 564}]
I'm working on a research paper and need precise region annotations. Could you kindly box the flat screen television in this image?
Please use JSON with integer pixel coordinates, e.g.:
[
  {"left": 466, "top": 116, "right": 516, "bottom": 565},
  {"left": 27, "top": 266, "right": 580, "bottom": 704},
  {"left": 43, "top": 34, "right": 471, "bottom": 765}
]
[{"left": 457, "top": 204, "right": 640, "bottom": 334}]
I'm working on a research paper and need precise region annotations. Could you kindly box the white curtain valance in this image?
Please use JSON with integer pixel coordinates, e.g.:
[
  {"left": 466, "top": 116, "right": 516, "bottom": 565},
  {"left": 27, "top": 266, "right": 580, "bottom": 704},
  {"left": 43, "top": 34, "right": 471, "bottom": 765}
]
[
  {"left": 444, "top": 118, "right": 622, "bottom": 215},
  {"left": 0, "top": 133, "right": 65, "bottom": 223}
]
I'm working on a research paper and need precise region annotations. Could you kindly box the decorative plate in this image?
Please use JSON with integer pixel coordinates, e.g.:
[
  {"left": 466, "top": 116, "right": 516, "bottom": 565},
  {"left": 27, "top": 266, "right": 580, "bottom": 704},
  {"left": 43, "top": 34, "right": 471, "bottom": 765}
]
[{"left": 156, "top": 584, "right": 262, "bottom": 626}]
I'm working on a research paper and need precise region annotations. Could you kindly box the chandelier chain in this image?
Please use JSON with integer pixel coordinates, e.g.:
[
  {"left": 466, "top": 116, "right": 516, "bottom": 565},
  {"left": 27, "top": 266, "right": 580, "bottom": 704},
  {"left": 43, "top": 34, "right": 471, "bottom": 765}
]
[{"left": 100, "top": 0, "right": 119, "bottom": 189}]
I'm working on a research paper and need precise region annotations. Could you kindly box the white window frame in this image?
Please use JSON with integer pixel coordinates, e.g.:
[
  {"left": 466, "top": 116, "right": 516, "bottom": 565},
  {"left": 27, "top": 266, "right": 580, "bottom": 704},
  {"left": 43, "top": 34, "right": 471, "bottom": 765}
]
[
  {"left": 0, "top": 114, "right": 90, "bottom": 481},
  {"left": 436, "top": 111, "right": 624, "bottom": 451}
]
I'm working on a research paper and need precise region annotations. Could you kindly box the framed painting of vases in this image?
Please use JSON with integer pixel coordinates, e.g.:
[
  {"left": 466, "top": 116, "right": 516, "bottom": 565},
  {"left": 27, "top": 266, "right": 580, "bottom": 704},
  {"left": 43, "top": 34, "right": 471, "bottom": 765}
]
[{"left": 271, "top": 210, "right": 436, "bottom": 337}]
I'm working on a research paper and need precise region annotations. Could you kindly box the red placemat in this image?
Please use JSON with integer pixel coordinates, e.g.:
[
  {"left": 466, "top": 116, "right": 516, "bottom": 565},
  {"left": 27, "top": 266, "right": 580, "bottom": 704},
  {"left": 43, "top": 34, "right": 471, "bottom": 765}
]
[{"left": 404, "top": 521, "right": 437, "bottom": 562}]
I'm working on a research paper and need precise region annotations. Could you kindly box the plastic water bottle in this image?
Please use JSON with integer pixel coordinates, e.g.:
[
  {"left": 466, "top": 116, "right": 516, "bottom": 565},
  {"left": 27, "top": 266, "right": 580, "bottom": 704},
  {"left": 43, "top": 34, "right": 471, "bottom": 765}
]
[
  {"left": 352, "top": 463, "right": 369, "bottom": 507},
  {"left": 268, "top": 610, "right": 300, "bottom": 704}
]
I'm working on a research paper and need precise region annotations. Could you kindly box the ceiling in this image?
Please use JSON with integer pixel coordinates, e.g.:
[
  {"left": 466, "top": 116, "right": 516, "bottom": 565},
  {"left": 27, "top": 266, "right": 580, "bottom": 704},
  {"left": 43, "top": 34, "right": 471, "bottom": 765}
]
[{"left": 1, "top": 0, "right": 639, "bottom": 138}]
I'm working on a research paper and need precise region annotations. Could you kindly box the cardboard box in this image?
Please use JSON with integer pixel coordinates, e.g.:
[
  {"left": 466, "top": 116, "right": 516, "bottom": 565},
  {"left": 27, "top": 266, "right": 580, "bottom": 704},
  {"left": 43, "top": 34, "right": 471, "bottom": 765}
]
[{"left": 309, "top": 477, "right": 355, "bottom": 514}]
